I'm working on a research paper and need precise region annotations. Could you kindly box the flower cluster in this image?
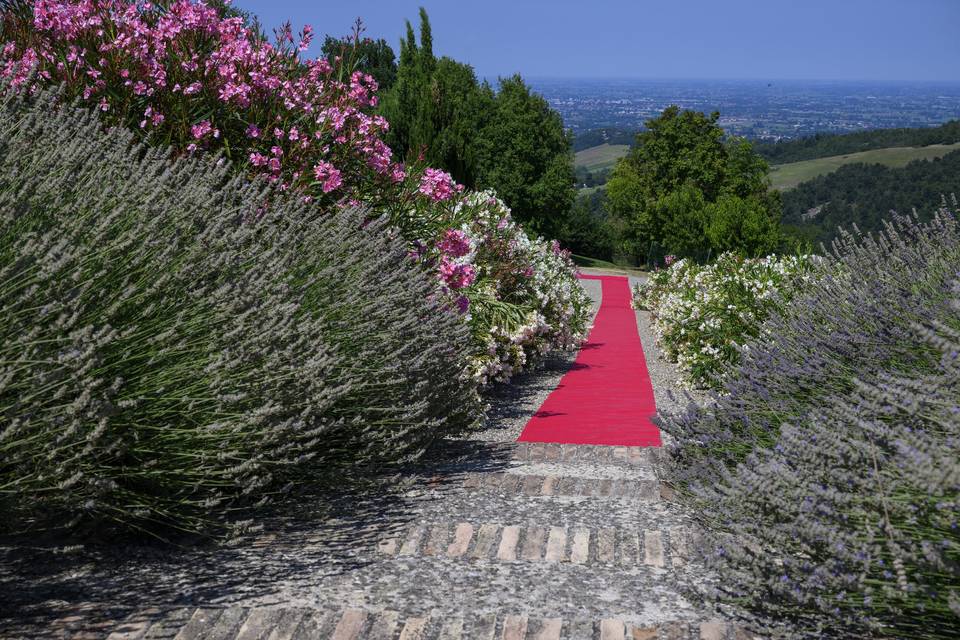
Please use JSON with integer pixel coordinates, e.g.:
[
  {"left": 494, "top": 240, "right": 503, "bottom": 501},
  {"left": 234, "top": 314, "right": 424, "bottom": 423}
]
[
  {"left": 633, "top": 252, "right": 817, "bottom": 388},
  {"left": 419, "top": 167, "right": 459, "bottom": 202},
  {"left": 0, "top": 0, "right": 449, "bottom": 212},
  {"left": 426, "top": 191, "right": 591, "bottom": 385}
]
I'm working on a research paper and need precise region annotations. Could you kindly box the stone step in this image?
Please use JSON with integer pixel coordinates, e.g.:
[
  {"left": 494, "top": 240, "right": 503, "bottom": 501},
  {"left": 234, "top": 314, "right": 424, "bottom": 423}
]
[
  {"left": 510, "top": 443, "right": 661, "bottom": 467},
  {"left": 107, "top": 606, "right": 762, "bottom": 640},
  {"left": 377, "top": 522, "right": 700, "bottom": 568},
  {"left": 462, "top": 472, "right": 662, "bottom": 501}
]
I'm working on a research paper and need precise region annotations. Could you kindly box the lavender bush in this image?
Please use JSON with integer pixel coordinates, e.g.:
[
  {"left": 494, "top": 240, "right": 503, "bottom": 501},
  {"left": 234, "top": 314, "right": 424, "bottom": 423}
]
[
  {"left": 692, "top": 303, "right": 960, "bottom": 638},
  {"left": 658, "top": 207, "right": 960, "bottom": 637},
  {"left": 662, "top": 207, "right": 960, "bottom": 484},
  {"left": 0, "top": 86, "right": 481, "bottom": 537}
]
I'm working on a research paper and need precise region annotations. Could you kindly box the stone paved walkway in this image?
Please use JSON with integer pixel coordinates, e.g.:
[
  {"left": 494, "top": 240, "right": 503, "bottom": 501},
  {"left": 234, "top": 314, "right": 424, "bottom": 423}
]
[
  {"left": 0, "top": 439, "right": 756, "bottom": 640},
  {"left": 1, "top": 276, "right": 755, "bottom": 640}
]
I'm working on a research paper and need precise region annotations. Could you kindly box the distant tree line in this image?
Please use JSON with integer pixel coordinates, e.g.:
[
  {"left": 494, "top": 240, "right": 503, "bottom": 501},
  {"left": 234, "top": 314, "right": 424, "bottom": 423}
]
[
  {"left": 754, "top": 120, "right": 960, "bottom": 164},
  {"left": 575, "top": 166, "right": 612, "bottom": 188},
  {"left": 573, "top": 115, "right": 960, "bottom": 265},
  {"left": 781, "top": 150, "right": 960, "bottom": 246}
]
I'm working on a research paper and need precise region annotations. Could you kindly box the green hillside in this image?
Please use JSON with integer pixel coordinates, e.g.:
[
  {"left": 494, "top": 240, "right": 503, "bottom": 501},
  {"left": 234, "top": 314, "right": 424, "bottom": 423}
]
[
  {"left": 574, "top": 143, "right": 630, "bottom": 172},
  {"left": 770, "top": 142, "right": 960, "bottom": 190},
  {"left": 755, "top": 119, "right": 960, "bottom": 164}
]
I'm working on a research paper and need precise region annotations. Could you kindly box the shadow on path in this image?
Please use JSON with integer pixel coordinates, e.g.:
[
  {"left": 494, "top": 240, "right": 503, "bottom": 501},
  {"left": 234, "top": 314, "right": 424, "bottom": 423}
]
[{"left": 0, "top": 437, "right": 519, "bottom": 638}]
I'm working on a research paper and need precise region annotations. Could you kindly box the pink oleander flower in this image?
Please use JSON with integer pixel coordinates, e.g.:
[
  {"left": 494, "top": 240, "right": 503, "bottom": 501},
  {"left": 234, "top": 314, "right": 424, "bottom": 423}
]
[
  {"left": 297, "top": 24, "right": 313, "bottom": 52},
  {"left": 191, "top": 120, "right": 213, "bottom": 139},
  {"left": 439, "top": 256, "right": 476, "bottom": 290},
  {"left": 419, "top": 167, "right": 455, "bottom": 202},
  {"left": 0, "top": 0, "right": 457, "bottom": 211},
  {"left": 664, "top": 254, "right": 677, "bottom": 266},
  {"left": 437, "top": 229, "right": 471, "bottom": 258},
  {"left": 312, "top": 160, "right": 342, "bottom": 193}
]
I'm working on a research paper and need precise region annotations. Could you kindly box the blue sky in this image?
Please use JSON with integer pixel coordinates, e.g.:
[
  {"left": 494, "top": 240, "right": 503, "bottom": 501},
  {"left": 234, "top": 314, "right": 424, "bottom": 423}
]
[{"left": 235, "top": 0, "right": 960, "bottom": 82}]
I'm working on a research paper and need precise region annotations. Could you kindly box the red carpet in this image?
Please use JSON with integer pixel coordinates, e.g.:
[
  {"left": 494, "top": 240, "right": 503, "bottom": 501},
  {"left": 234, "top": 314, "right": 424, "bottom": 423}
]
[{"left": 517, "top": 274, "right": 661, "bottom": 447}]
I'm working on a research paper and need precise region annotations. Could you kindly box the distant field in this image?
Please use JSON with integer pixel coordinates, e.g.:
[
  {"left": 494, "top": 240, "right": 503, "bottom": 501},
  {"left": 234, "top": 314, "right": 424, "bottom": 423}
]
[
  {"left": 574, "top": 143, "right": 630, "bottom": 172},
  {"left": 770, "top": 142, "right": 960, "bottom": 190},
  {"left": 577, "top": 185, "right": 604, "bottom": 196}
]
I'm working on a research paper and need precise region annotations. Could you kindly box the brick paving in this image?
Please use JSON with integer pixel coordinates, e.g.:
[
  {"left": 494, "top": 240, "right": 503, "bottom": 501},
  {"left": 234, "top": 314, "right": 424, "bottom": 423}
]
[
  {"left": 44, "top": 441, "right": 742, "bottom": 640},
  {"left": 0, "top": 441, "right": 750, "bottom": 639},
  {"left": 104, "top": 605, "right": 757, "bottom": 640}
]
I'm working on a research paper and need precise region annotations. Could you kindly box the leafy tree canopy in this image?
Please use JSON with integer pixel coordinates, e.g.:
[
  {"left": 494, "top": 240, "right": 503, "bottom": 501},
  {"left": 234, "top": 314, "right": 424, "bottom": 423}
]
[
  {"left": 475, "top": 75, "right": 575, "bottom": 239},
  {"left": 321, "top": 33, "right": 398, "bottom": 93},
  {"left": 606, "top": 106, "right": 781, "bottom": 263},
  {"left": 381, "top": 8, "right": 575, "bottom": 238}
]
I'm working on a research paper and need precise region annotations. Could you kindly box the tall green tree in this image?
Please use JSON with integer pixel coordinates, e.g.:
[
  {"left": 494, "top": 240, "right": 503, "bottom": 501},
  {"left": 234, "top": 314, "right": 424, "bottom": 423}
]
[
  {"left": 428, "top": 59, "right": 495, "bottom": 184},
  {"left": 321, "top": 35, "right": 398, "bottom": 93},
  {"left": 380, "top": 9, "right": 435, "bottom": 159},
  {"left": 606, "top": 106, "right": 781, "bottom": 263},
  {"left": 381, "top": 9, "right": 576, "bottom": 237},
  {"left": 380, "top": 8, "right": 492, "bottom": 185},
  {"left": 476, "top": 75, "right": 575, "bottom": 239}
]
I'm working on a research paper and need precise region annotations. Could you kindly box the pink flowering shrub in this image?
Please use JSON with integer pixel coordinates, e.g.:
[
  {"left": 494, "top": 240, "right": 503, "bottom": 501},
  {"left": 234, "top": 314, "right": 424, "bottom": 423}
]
[
  {"left": 419, "top": 167, "right": 456, "bottom": 202},
  {"left": 0, "top": 0, "right": 589, "bottom": 386},
  {"left": 0, "top": 0, "right": 434, "bottom": 212}
]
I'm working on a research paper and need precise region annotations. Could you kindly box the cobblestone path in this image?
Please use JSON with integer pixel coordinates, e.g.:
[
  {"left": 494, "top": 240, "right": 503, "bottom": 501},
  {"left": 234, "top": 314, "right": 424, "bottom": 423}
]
[
  {"left": 26, "top": 440, "right": 751, "bottom": 640},
  {"left": 2, "top": 277, "right": 755, "bottom": 640}
]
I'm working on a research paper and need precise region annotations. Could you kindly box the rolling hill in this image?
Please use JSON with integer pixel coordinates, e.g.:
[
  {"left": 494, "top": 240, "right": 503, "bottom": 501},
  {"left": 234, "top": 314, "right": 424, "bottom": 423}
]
[
  {"left": 574, "top": 143, "right": 630, "bottom": 173},
  {"left": 769, "top": 142, "right": 960, "bottom": 190}
]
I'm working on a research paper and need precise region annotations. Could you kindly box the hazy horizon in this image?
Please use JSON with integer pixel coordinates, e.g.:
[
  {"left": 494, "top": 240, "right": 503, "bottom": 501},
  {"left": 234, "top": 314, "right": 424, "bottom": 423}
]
[
  {"left": 522, "top": 77, "right": 960, "bottom": 85},
  {"left": 237, "top": 0, "right": 960, "bottom": 83}
]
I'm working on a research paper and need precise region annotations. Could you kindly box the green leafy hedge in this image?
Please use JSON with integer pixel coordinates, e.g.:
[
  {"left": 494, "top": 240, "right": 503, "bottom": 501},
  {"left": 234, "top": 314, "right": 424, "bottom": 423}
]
[{"left": 0, "top": 88, "right": 482, "bottom": 537}]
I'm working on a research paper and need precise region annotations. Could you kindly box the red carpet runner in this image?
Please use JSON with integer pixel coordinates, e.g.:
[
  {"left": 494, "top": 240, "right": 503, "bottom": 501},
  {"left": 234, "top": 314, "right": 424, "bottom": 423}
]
[{"left": 517, "top": 274, "right": 661, "bottom": 446}]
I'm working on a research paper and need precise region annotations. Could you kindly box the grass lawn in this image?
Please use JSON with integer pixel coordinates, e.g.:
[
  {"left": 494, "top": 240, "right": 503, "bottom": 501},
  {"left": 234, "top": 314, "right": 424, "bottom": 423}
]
[
  {"left": 575, "top": 143, "right": 630, "bottom": 172},
  {"left": 770, "top": 142, "right": 960, "bottom": 190},
  {"left": 576, "top": 185, "right": 605, "bottom": 196}
]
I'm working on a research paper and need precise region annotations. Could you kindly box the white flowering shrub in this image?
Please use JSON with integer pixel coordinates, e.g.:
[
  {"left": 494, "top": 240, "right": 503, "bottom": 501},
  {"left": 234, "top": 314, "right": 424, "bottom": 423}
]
[
  {"left": 633, "top": 252, "right": 817, "bottom": 388},
  {"left": 436, "top": 192, "right": 592, "bottom": 385}
]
